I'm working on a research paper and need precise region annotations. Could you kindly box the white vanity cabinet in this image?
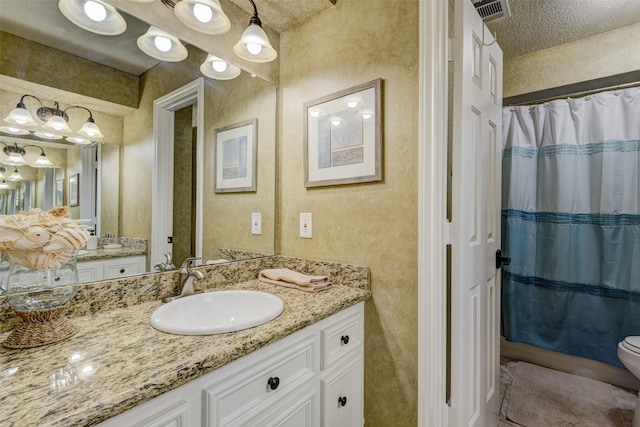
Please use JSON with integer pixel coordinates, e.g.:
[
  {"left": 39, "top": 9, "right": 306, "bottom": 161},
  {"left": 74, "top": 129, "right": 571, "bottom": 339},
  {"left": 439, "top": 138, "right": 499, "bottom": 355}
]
[
  {"left": 77, "top": 255, "right": 146, "bottom": 283},
  {"left": 98, "top": 302, "right": 364, "bottom": 427}
]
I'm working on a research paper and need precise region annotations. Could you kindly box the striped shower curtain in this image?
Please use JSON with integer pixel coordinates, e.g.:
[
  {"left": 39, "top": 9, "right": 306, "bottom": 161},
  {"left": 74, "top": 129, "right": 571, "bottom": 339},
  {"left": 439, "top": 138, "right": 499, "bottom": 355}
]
[{"left": 501, "top": 87, "right": 640, "bottom": 367}]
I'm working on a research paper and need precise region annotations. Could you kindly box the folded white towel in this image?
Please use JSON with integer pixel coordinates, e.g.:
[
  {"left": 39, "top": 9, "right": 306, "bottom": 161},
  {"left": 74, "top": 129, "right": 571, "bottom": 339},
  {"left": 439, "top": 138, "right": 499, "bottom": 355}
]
[{"left": 258, "top": 268, "right": 332, "bottom": 293}]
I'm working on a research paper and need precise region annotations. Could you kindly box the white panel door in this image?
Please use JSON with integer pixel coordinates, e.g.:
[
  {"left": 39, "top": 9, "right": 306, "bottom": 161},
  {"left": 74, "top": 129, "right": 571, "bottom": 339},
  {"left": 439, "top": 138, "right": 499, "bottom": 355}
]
[{"left": 450, "top": 1, "right": 503, "bottom": 426}]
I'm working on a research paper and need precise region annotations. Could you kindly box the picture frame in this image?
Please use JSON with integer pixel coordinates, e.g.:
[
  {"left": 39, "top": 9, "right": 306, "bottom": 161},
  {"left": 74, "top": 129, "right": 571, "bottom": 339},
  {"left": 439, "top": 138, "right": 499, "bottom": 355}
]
[
  {"left": 214, "top": 118, "right": 258, "bottom": 193},
  {"left": 69, "top": 173, "right": 79, "bottom": 207},
  {"left": 55, "top": 178, "right": 64, "bottom": 206},
  {"left": 303, "top": 78, "right": 382, "bottom": 187}
]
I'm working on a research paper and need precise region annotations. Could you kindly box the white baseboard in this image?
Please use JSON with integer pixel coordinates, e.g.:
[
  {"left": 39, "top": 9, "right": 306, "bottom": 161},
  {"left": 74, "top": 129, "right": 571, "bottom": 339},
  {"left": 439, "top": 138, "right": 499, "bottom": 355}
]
[{"left": 501, "top": 337, "right": 640, "bottom": 390}]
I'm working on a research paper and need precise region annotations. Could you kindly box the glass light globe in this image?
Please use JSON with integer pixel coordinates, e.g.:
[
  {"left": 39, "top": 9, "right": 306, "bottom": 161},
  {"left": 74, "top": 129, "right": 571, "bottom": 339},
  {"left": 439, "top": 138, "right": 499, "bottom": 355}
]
[
  {"left": 246, "top": 43, "right": 262, "bottom": 55},
  {"left": 154, "top": 36, "right": 172, "bottom": 52},
  {"left": 193, "top": 3, "right": 213, "bottom": 23},
  {"left": 84, "top": 0, "right": 107, "bottom": 22},
  {"left": 212, "top": 60, "right": 228, "bottom": 72}
]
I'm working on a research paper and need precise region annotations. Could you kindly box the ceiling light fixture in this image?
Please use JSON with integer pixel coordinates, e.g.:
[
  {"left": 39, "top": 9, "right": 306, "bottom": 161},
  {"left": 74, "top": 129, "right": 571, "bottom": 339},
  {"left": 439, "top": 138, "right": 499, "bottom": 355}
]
[
  {"left": 233, "top": 0, "right": 277, "bottom": 63},
  {"left": 200, "top": 54, "right": 241, "bottom": 80},
  {"left": 2, "top": 95, "right": 104, "bottom": 144},
  {"left": 58, "top": 0, "right": 127, "bottom": 36},
  {"left": 137, "top": 26, "right": 188, "bottom": 62}
]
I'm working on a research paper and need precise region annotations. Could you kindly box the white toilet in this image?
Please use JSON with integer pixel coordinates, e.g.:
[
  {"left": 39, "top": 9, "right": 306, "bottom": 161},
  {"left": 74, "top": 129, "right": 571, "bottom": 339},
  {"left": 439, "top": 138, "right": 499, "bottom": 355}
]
[{"left": 618, "top": 336, "right": 640, "bottom": 427}]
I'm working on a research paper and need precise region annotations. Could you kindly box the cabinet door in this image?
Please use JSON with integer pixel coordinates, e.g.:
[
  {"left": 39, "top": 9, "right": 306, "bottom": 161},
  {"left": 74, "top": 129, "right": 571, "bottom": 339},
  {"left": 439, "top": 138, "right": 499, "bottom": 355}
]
[
  {"left": 132, "top": 400, "right": 188, "bottom": 427},
  {"left": 242, "top": 386, "right": 318, "bottom": 427},
  {"left": 77, "top": 262, "right": 100, "bottom": 283},
  {"left": 103, "top": 256, "right": 145, "bottom": 279},
  {"left": 321, "top": 356, "right": 362, "bottom": 427}
]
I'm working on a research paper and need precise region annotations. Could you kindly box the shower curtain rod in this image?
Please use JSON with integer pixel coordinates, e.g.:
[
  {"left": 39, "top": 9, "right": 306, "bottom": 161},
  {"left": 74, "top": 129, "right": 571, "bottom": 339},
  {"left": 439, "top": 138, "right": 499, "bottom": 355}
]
[{"left": 503, "top": 70, "right": 640, "bottom": 107}]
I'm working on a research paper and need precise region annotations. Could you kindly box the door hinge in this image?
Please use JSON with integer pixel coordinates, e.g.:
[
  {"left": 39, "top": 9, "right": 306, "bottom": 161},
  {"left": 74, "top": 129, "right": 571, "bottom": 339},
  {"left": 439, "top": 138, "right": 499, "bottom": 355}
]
[{"left": 444, "top": 220, "right": 454, "bottom": 245}]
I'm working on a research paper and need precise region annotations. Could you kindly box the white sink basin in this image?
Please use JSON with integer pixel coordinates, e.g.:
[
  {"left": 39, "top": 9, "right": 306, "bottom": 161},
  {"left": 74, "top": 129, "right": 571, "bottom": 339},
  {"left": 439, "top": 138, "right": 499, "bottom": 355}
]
[{"left": 150, "top": 290, "right": 284, "bottom": 335}]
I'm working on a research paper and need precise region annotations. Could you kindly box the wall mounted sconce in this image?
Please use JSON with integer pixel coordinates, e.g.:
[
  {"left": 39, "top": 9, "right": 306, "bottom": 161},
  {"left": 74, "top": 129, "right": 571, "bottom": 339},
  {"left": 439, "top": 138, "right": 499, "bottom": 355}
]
[
  {"left": 174, "top": 0, "right": 231, "bottom": 35},
  {"left": 137, "top": 26, "right": 189, "bottom": 62},
  {"left": 1, "top": 95, "right": 103, "bottom": 145},
  {"left": 0, "top": 179, "right": 9, "bottom": 190},
  {"left": 1, "top": 143, "right": 54, "bottom": 168},
  {"left": 58, "top": 0, "right": 127, "bottom": 35},
  {"left": 7, "top": 167, "right": 23, "bottom": 182},
  {"left": 233, "top": 0, "right": 277, "bottom": 63},
  {"left": 200, "top": 54, "right": 241, "bottom": 80}
]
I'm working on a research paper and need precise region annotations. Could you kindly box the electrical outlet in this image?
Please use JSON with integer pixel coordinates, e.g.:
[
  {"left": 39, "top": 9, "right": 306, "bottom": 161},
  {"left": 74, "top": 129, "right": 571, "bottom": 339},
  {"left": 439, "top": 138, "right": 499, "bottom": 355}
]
[
  {"left": 300, "top": 213, "right": 312, "bottom": 238},
  {"left": 251, "top": 213, "right": 261, "bottom": 235}
]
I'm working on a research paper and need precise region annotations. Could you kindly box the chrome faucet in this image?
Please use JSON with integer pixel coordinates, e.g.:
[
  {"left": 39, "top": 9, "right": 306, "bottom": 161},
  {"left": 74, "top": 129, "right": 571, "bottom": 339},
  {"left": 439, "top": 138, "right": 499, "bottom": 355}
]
[
  {"left": 177, "top": 257, "right": 205, "bottom": 297},
  {"left": 154, "top": 252, "right": 176, "bottom": 272}
]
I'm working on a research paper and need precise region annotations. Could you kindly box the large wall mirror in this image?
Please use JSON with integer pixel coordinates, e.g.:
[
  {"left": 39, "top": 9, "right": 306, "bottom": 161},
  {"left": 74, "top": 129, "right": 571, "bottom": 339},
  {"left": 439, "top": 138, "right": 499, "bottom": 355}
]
[{"left": 0, "top": 0, "right": 276, "bottom": 281}]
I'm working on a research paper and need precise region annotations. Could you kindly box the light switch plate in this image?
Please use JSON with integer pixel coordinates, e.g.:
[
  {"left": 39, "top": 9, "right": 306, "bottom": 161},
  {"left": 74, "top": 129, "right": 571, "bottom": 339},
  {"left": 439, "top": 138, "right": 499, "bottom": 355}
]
[
  {"left": 300, "top": 213, "right": 312, "bottom": 238},
  {"left": 251, "top": 213, "right": 261, "bottom": 235}
]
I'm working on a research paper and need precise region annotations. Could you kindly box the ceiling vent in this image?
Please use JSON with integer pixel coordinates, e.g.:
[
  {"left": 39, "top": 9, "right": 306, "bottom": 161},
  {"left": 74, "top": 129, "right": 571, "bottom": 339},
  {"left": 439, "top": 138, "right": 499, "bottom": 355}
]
[{"left": 472, "top": 0, "right": 511, "bottom": 23}]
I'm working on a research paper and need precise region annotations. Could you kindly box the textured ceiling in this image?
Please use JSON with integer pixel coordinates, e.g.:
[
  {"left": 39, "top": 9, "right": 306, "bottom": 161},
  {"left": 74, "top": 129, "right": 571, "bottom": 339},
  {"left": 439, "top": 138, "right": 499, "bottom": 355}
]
[
  {"left": 226, "top": 0, "right": 336, "bottom": 33},
  {"left": 487, "top": 0, "right": 640, "bottom": 60}
]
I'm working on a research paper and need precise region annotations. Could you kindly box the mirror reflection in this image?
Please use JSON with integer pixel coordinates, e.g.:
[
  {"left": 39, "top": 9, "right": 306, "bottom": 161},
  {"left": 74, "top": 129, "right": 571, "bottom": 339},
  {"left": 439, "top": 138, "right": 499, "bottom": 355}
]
[{"left": 0, "top": 1, "right": 276, "bottom": 285}]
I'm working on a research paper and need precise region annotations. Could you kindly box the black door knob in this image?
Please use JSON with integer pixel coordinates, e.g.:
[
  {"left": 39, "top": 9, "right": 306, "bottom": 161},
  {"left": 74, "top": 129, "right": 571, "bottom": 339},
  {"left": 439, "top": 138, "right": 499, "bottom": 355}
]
[
  {"left": 338, "top": 396, "right": 347, "bottom": 407},
  {"left": 341, "top": 335, "right": 350, "bottom": 345},
  {"left": 495, "top": 249, "right": 511, "bottom": 269}
]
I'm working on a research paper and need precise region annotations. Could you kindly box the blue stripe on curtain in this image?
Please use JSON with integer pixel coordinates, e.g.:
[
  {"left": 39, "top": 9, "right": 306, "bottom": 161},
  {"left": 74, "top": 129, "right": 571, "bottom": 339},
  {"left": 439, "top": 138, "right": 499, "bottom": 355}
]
[
  {"left": 502, "top": 270, "right": 640, "bottom": 367},
  {"left": 504, "top": 139, "right": 640, "bottom": 159}
]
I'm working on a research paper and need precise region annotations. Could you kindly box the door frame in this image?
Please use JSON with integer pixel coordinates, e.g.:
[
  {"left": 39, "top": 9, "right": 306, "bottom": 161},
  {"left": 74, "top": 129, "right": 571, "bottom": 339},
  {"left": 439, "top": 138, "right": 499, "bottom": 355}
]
[
  {"left": 418, "top": 0, "right": 449, "bottom": 426},
  {"left": 151, "top": 78, "right": 205, "bottom": 268}
]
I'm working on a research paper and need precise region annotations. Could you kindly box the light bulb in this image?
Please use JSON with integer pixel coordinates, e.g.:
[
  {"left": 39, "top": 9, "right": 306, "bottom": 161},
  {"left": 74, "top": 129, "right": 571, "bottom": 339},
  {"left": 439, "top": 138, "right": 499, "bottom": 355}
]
[
  {"left": 212, "top": 60, "right": 228, "bottom": 72},
  {"left": 8, "top": 127, "right": 20, "bottom": 133},
  {"left": 362, "top": 112, "right": 372, "bottom": 120},
  {"left": 154, "top": 36, "right": 172, "bottom": 52},
  {"left": 193, "top": 3, "right": 213, "bottom": 23},
  {"left": 246, "top": 43, "right": 262, "bottom": 55},
  {"left": 332, "top": 119, "right": 342, "bottom": 127},
  {"left": 84, "top": 0, "right": 107, "bottom": 22},
  {"left": 310, "top": 111, "right": 320, "bottom": 118},
  {"left": 347, "top": 101, "right": 358, "bottom": 108}
]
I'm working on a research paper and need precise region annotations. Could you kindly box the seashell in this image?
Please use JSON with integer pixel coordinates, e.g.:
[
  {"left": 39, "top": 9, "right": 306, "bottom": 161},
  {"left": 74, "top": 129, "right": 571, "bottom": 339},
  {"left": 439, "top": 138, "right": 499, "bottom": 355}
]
[
  {"left": 44, "top": 227, "right": 90, "bottom": 252},
  {"left": 13, "top": 226, "right": 50, "bottom": 250},
  {"left": 0, "top": 241, "right": 15, "bottom": 251},
  {"left": 0, "top": 228, "right": 24, "bottom": 244}
]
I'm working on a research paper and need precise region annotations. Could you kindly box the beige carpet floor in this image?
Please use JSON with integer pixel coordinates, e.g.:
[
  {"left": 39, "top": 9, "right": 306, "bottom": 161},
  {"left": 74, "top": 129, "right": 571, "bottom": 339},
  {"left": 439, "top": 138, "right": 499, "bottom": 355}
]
[{"left": 506, "top": 361, "right": 627, "bottom": 427}]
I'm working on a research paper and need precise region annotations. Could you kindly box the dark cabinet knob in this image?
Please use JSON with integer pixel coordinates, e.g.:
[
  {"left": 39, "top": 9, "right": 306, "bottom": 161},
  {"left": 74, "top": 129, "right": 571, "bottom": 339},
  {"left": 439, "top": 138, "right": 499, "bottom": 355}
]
[
  {"left": 338, "top": 396, "right": 347, "bottom": 407},
  {"left": 120, "top": 268, "right": 126, "bottom": 274},
  {"left": 267, "top": 376, "right": 280, "bottom": 390},
  {"left": 341, "top": 335, "right": 350, "bottom": 345},
  {"left": 495, "top": 249, "right": 511, "bottom": 269}
]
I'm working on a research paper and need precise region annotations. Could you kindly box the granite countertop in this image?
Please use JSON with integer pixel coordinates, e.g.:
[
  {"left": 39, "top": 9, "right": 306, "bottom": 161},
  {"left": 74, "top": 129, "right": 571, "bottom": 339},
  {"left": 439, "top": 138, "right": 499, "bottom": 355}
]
[{"left": 0, "top": 280, "right": 370, "bottom": 427}]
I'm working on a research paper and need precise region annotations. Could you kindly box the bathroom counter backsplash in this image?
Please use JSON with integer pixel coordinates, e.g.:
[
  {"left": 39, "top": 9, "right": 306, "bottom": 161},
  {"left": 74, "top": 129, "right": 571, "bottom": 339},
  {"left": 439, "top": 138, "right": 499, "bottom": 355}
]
[
  {"left": 75, "top": 237, "right": 147, "bottom": 262},
  {"left": 0, "top": 256, "right": 370, "bottom": 427}
]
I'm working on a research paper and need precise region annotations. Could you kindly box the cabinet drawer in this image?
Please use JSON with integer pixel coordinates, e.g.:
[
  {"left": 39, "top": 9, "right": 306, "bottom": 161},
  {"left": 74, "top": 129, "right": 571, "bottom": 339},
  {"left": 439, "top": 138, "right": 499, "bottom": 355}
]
[
  {"left": 103, "top": 259, "right": 143, "bottom": 279},
  {"left": 321, "top": 355, "right": 363, "bottom": 427},
  {"left": 204, "top": 333, "right": 317, "bottom": 427},
  {"left": 320, "top": 304, "right": 363, "bottom": 370}
]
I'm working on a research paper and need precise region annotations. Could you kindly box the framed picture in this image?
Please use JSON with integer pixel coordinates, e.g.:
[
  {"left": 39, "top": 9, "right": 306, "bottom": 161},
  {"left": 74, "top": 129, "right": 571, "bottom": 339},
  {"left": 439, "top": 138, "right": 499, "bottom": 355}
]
[
  {"left": 69, "top": 173, "right": 79, "bottom": 207},
  {"left": 214, "top": 118, "right": 257, "bottom": 193},
  {"left": 303, "top": 78, "right": 382, "bottom": 187},
  {"left": 55, "top": 178, "right": 64, "bottom": 206}
]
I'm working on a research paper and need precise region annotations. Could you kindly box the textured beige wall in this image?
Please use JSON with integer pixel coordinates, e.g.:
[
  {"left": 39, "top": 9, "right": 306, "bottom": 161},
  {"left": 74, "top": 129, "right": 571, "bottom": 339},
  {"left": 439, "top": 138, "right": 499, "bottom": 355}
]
[
  {"left": 504, "top": 22, "right": 640, "bottom": 98},
  {"left": 201, "top": 73, "right": 276, "bottom": 261},
  {"left": 0, "top": 31, "right": 139, "bottom": 108},
  {"left": 279, "top": 1, "right": 419, "bottom": 425}
]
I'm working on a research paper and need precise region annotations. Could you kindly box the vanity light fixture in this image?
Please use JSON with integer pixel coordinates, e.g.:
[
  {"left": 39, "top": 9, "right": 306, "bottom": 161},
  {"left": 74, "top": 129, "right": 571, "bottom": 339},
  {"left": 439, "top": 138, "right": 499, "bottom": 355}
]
[
  {"left": 58, "top": 0, "right": 127, "bottom": 36},
  {"left": 137, "top": 26, "right": 188, "bottom": 62},
  {"left": 174, "top": 0, "right": 231, "bottom": 35},
  {"left": 0, "top": 179, "right": 9, "bottom": 190},
  {"left": 2, "top": 95, "right": 104, "bottom": 144},
  {"left": 233, "top": 0, "right": 277, "bottom": 63},
  {"left": 1, "top": 143, "right": 54, "bottom": 168},
  {"left": 200, "top": 54, "right": 241, "bottom": 80},
  {"left": 7, "top": 167, "right": 23, "bottom": 182}
]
